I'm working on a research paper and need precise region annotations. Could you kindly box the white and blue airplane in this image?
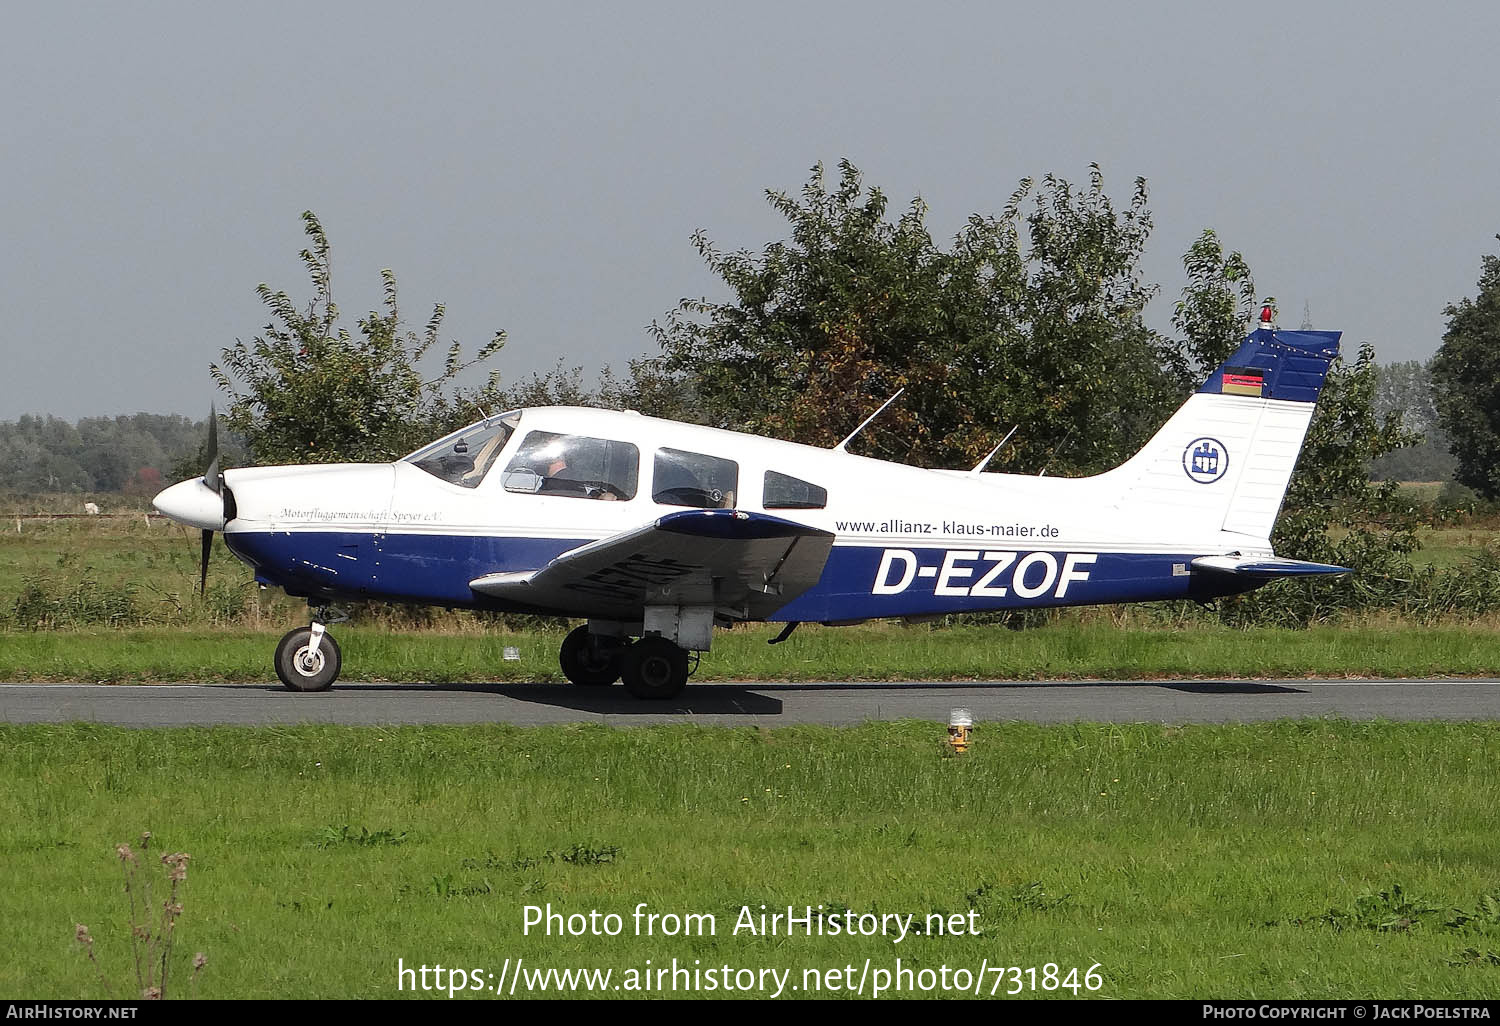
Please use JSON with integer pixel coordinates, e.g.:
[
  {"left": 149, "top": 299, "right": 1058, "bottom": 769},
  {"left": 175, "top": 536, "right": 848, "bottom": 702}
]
[{"left": 153, "top": 312, "right": 1348, "bottom": 699}]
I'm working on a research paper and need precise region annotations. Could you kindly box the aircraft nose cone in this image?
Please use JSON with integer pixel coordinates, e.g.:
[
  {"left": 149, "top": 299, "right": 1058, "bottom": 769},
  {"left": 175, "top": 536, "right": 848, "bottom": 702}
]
[{"left": 153, "top": 478, "right": 227, "bottom": 531}]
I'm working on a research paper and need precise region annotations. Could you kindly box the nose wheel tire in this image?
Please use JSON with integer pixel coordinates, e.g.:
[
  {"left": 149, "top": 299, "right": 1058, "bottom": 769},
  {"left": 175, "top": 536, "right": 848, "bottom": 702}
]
[
  {"left": 275, "top": 626, "right": 341, "bottom": 692},
  {"left": 559, "top": 625, "right": 623, "bottom": 686},
  {"left": 621, "top": 636, "right": 689, "bottom": 700}
]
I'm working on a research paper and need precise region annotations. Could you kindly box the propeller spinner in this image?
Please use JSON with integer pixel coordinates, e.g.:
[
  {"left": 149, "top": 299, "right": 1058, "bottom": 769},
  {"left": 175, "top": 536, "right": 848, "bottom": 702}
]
[
  {"left": 200, "top": 408, "right": 221, "bottom": 595},
  {"left": 152, "top": 407, "right": 234, "bottom": 594}
]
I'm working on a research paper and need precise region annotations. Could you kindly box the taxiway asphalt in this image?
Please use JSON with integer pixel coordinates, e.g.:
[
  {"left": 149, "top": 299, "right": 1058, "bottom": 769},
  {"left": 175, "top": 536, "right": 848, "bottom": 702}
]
[{"left": 3, "top": 678, "right": 1499, "bottom": 727}]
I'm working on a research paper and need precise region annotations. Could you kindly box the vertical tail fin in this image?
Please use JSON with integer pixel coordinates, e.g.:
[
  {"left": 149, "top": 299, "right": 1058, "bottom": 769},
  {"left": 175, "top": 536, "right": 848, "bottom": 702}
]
[{"left": 1100, "top": 326, "right": 1341, "bottom": 544}]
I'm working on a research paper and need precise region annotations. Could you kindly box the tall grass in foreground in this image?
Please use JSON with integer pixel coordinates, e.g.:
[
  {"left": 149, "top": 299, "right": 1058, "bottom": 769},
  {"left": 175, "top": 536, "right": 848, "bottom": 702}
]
[
  {"left": 2, "top": 722, "right": 1499, "bottom": 998},
  {"left": 74, "top": 833, "right": 207, "bottom": 999}
]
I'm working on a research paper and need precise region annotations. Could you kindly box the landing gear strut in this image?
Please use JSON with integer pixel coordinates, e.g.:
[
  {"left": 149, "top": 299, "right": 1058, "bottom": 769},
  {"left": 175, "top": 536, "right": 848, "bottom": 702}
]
[{"left": 275, "top": 607, "right": 346, "bottom": 692}]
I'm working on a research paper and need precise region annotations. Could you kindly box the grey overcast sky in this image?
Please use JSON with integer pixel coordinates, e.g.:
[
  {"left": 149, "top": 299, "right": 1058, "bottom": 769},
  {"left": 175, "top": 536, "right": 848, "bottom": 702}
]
[{"left": 3, "top": 1, "right": 1497, "bottom": 421}]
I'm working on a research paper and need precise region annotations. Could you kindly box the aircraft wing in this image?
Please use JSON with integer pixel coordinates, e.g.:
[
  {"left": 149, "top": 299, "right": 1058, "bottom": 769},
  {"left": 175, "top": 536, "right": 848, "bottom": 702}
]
[
  {"left": 469, "top": 509, "right": 835, "bottom": 620},
  {"left": 1191, "top": 555, "right": 1352, "bottom": 579}
]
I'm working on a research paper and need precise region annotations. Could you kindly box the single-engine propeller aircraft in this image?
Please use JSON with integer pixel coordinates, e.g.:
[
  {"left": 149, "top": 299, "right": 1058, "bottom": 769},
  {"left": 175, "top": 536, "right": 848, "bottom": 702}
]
[{"left": 155, "top": 309, "right": 1349, "bottom": 699}]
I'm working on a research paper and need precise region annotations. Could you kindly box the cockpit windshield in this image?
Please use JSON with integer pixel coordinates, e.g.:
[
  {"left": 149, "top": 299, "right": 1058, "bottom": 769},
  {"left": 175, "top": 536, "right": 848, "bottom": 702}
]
[{"left": 403, "top": 412, "right": 521, "bottom": 488}]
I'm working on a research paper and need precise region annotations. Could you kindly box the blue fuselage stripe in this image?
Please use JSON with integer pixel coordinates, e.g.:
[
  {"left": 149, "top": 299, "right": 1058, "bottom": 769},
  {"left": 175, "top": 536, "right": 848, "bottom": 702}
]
[
  {"left": 226, "top": 529, "right": 1216, "bottom": 616},
  {"left": 226, "top": 530, "right": 582, "bottom": 609}
]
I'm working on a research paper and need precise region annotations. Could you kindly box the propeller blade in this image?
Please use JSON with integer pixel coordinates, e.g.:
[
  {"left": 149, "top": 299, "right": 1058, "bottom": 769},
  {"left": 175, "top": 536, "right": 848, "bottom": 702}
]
[
  {"left": 200, "top": 529, "right": 213, "bottom": 596},
  {"left": 203, "top": 405, "right": 221, "bottom": 495}
]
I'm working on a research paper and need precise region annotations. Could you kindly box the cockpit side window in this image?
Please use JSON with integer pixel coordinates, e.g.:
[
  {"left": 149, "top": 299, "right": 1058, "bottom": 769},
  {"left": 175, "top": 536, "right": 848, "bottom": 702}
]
[
  {"left": 652, "top": 448, "right": 738, "bottom": 509},
  {"left": 404, "top": 415, "right": 518, "bottom": 488},
  {"left": 763, "top": 470, "right": 827, "bottom": 509},
  {"left": 501, "top": 431, "right": 639, "bottom": 501}
]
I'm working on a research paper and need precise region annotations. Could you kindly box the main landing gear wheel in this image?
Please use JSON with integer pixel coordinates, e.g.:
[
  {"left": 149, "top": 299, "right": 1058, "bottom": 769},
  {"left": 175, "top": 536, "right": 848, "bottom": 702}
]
[
  {"left": 621, "top": 636, "right": 689, "bottom": 700},
  {"left": 559, "top": 625, "right": 623, "bottom": 686},
  {"left": 274, "top": 625, "right": 342, "bottom": 692}
]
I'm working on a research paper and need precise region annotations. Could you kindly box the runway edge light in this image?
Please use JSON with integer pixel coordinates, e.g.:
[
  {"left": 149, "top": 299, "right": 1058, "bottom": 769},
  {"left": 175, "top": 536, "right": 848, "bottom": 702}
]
[{"left": 948, "top": 708, "right": 973, "bottom": 755}]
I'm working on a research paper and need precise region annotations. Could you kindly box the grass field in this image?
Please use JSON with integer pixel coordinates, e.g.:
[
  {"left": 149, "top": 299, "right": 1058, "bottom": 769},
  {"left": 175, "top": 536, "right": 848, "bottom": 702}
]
[
  {"left": 3, "top": 721, "right": 1499, "bottom": 999},
  {"left": 5, "top": 503, "right": 1500, "bottom": 1000},
  {"left": 1414, "top": 525, "right": 1500, "bottom": 569},
  {"left": 0, "top": 514, "right": 291, "bottom": 628},
  {"left": 3, "top": 512, "right": 1500, "bottom": 686},
  {"left": 3, "top": 505, "right": 1500, "bottom": 636}
]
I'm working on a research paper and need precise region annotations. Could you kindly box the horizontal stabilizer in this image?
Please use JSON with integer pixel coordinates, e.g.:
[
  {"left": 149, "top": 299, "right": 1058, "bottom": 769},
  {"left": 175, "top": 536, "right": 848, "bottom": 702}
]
[{"left": 1191, "top": 555, "right": 1352, "bottom": 579}]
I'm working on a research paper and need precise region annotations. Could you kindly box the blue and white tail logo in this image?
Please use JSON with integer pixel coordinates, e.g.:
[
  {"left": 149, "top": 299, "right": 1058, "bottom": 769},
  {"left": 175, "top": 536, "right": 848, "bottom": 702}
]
[{"left": 1183, "top": 438, "right": 1228, "bottom": 483}]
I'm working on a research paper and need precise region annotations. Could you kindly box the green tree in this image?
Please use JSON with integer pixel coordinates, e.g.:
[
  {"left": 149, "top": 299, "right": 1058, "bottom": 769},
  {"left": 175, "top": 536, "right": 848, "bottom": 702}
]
[
  {"left": 0, "top": 413, "right": 217, "bottom": 493},
  {"left": 0, "top": 416, "right": 90, "bottom": 491},
  {"left": 212, "top": 212, "right": 506, "bottom": 465},
  {"left": 167, "top": 418, "right": 251, "bottom": 485},
  {"left": 1172, "top": 228, "right": 1257, "bottom": 376},
  {"left": 647, "top": 160, "right": 1432, "bottom": 624},
  {"left": 1275, "top": 344, "right": 1422, "bottom": 559},
  {"left": 1221, "top": 342, "right": 1423, "bottom": 625},
  {"left": 1375, "top": 360, "right": 1438, "bottom": 437},
  {"left": 1371, "top": 359, "right": 1455, "bottom": 482},
  {"left": 1431, "top": 243, "right": 1500, "bottom": 497},
  {"left": 480, "top": 357, "right": 700, "bottom": 424},
  {"left": 650, "top": 161, "right": 1182, "bottom": 474}
]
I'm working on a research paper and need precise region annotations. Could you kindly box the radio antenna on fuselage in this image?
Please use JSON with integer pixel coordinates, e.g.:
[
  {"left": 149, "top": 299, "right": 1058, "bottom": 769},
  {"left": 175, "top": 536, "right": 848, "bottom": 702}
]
[
  {"left": 968, "top": 425, "right": 1018, "bottom": 476},
  {"left": 833, "top": 388, "right": 905, "bottom": 453},
  {"left": 1037, "top": 426, "right": 1075, "bottom": 478}
]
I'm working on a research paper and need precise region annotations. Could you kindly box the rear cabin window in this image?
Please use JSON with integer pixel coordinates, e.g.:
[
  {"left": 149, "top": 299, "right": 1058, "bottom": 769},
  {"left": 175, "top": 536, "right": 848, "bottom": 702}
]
[
  {"left": 500, "top": 431, "right": 639, "bottom": 501},
  {"left": 763, "top": 471, "right": 827, "bottom": 509},
  {"left": 652, "top": 448, "right": 738, "bottom": 509}
]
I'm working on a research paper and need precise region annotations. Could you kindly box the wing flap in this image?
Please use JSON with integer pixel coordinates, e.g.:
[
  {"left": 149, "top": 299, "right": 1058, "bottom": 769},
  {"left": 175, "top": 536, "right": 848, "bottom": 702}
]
[{"left": 470, "top": 509, "right": 834, "bottom": 620}]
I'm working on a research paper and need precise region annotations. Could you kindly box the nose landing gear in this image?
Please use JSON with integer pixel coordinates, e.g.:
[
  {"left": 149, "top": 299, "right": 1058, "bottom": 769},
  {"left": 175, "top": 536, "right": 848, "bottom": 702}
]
[{"left": 275, "top": 607, "right": 347, "bottom": 692}]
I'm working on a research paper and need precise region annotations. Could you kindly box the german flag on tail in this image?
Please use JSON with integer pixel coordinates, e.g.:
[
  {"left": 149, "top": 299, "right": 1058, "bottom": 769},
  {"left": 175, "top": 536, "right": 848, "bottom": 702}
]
[{"left": 1221, "top": 366, "right": 1265, "bottom": 397}]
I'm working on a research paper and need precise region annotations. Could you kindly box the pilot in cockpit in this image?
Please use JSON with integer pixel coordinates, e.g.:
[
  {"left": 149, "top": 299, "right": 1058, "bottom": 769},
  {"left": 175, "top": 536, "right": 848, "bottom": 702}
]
[
  {"left": 531, "top": 451, "right": 619, "bottom": 499},
  {"left": 526, "top": 451, "right": 568, "bottom": 495}
]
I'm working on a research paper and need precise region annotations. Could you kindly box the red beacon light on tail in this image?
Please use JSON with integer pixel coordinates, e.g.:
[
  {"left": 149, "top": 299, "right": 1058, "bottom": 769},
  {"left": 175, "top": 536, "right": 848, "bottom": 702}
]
[{"left": 1259, "top": 303, "right": 1275, "bottom": 330}]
